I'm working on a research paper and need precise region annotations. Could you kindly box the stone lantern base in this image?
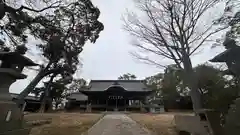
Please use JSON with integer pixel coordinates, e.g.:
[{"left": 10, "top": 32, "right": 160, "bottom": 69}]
[
  {"left": 224, "top": 98, "right": 240, "bottom": 135},
  {"left": 0, "top": 100, "right": 31, "bottom": 135}
]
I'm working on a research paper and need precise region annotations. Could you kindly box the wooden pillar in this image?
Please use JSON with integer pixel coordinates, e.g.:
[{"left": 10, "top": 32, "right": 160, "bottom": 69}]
[
  {"left": 113, "top": 96, "right": 118, "bottom": 111},
  {"left": 89, "top": 103, "right": 92, "bottom": 113},
  {"left": 140, "top": 100, "right": 145, "bottom": 112},
  {"left": 124, "top": 98, "right": 125, "bottom": 109},
  {"left": 86, "top": 100, "right": 92, "bottom": 113},
  {"left": 106, "top": 99, "right": 108, "bottom": 111},
  {"left": 85, "top": 100, "right": 88, "bottom": 112},
  {"left": 124, "top": 99, "right": 127, "bottom": 112}
]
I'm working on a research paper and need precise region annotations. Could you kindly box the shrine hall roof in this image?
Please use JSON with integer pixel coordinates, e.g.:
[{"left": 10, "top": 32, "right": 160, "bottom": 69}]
[
  {"left": 81, "top": 80, "right": 151, "bottom": 92},
  {"left": 66, "top": 92, "right": 88, "bottom": 101}
]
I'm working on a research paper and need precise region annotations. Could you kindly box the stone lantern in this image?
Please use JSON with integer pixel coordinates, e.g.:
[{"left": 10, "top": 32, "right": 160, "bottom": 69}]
[
  {"left": 209, "top": 38, "right": 240, "bottom": 135},
  {"left": 0, "top": 51, "right": 37, "bottom": 135}
]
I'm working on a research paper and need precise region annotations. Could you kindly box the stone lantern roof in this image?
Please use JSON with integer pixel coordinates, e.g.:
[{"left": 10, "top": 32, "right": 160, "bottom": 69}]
[
  {"left": 209, "top": 49, "right": 232, "bottom": 63},
  {"left": 0, "top": 52, "right": 38, "bottom": 66},
  {"left": 0, "top": 52, "right": 38, "bottom": 79}
]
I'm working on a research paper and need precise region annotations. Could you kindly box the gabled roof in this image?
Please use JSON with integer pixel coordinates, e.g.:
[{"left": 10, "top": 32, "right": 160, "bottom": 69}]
[
  {"left": 83, "top": 80, "right": 151, "bottom": 92},
  {"left": 66, "top": 92, "right": 88, "bottom": 101}
]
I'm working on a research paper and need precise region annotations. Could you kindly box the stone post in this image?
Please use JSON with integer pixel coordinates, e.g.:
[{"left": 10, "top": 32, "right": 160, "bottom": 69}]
[
  {"left": 106, "top": 99, "right": 108, "bottom": 112},
  {"left": 86, "top": 102, "right": 92, "bottom": 113},
  {"left": 114, "top": 99, "right": 118, "bottom": 111},
  {"left": 140, "top": 101, "right": 145, "bottom": 112},
  {"left": 224, "top": 97, "right": 240, "bottom": 135},
  {"left": 0, "top": 52, "right": 37, "bottom": 135}
]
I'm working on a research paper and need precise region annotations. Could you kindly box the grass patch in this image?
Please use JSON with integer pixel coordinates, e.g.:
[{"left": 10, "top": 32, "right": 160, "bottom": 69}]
[
  {"left": 129, "top": 113, "right": 178, "bottom": 135},
  {"left": 25, "top": 113, "right": 103, "bottom": 135}
]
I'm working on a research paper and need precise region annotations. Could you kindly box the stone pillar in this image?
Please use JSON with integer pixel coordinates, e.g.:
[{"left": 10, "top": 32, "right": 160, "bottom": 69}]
[
  {"left": 126, "top": 99, "right": 129, "bottom": 112},
  {"left": 114, "top": 99, "right": 118, "bottom": 111},
  {"left": 105, "top": 99, "right": 108, "bottom": 112},
  {"left": 86, "top": 103, "right": 92, "bottom": 113},
  {"left": 224, "top": 98, "right": 240, "bottom": 135},
  {"left": 140, "top": 100, "right": 146, "bottom": 112},
  {"left": 0, "top": 73, "right": 30, "bottom": 134}
]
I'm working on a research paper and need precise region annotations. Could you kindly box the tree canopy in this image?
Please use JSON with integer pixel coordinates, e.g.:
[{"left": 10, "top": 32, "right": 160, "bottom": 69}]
[
  {"left": 1, "top": 0, "right": 103, "bottom": 49},
  {"left": 66, "top": 78, "right": 88, "bottom": 95},
  {"left": 118, "top": 73, "right": 137, "bottom": 80},
  {"left": 1, "top": 0, "right": 104, "bottom": 103},
  {"left": 146, "top": 64, "right": 239, "bottom": 123}
]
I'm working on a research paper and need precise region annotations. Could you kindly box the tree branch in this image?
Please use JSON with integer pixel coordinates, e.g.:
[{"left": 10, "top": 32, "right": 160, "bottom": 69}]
[
  {"left": 190, "top": 26, "right": 228, "bottom": 55},
  {"left": 131, "top": 52, "right": 168, "bottom": 68},
  {"left": 17, "top": 1, "right": 61, "bottom": 12}
]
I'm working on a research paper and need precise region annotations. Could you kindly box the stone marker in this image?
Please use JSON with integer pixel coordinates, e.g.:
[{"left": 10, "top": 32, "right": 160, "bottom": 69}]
[{"left": 0, "top": 51, "right": 37, "bottom": 135}]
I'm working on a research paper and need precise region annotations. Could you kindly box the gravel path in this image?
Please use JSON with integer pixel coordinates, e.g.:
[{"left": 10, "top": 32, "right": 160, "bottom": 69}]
[{"left": 84, "top": 114, "right": 152, "bottom": 135}]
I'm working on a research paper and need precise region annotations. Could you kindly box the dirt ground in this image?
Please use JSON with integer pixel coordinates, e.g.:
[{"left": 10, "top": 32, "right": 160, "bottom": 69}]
[
  {"left": 24, "top": 113, "right": 103, "bottom": 135},
  {"left": 129, "top": 113, "right": 182, "bottom": 135}
]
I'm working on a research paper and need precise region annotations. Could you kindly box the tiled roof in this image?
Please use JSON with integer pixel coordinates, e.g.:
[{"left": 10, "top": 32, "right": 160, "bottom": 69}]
[
  {"left": 66, "top": 92, "right": 88, "bottom": 101},
  {"left": 84, "top": 80, "right": 151, "bottom": 92}
]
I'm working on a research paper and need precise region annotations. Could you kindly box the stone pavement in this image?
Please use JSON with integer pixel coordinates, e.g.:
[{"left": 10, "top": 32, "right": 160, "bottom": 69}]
[{"left": 84, "top": 114, "right": 152, "bottom": 135}]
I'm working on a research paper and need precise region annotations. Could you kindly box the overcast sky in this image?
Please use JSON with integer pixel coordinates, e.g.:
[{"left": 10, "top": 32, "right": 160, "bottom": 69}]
[{"left": 10, "top": 0, "right": 226, "bottom": 93}]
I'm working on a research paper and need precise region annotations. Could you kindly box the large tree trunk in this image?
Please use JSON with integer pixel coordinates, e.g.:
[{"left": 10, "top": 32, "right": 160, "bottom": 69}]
[
  {"left": 38, "top": 93, "right": 47, "bottom": 113},
  {"left": 16, "top": 61, "right": 54, "bottom": 107},
  {"left": 55, "top": 100, "right": 59, "bottom": 110},
  {"left": 183, "top": 54, "right": 202, "bottom": 111},
  {"left": 39, "top": 97, "right": 53, "bottom": 113},
  {"left": 39, "top": 75, "right": 55, "bottom": 113},
  {"left": 47, "top": 98, "right": 53, "bottom": 112},
  {"left": 55, "top": 99, "right": 62, "bottom": 110},
  {"left": 188, "top": 72, "right": 202, "bottom": 111},
  {"left": 16, "top": 69, "right": 46, "bottom": 106}
]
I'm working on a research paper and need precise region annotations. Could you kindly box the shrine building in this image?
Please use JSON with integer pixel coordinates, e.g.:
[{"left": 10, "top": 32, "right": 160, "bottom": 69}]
[{"left": 66, "top": 80, "right": 155, "bottom": 112}]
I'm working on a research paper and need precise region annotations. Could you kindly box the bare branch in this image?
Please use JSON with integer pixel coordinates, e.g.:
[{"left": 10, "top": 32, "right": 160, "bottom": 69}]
[
  {"left": 143, "top": 3, "right": 182, "bottom": 66},
  {"left": 131, "top": 52, "right": 168, "bottom": 68},
  {"left": 26, "top": 66, "right": 41, "bottom": 72},
  {"left": 190, "top": 26, "right": 228, "bottom": 55},
  {"left": 17, "top": 1, "right": 61, "bottom": 12},
  {"left": 3, "top": 29, "right": 18, "bottom": 46},
  {"left": 124, "top": 0, "right": 224, "bottom": 69},
  {"left": 123, "top": 0, "right": 227, "bottom": 110}
]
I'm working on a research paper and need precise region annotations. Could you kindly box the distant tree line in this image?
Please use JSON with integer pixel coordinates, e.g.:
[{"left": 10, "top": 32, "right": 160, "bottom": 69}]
[
  {"left": 145, "top": 64, "right": 239, "bottom": 124},
  {"left": 118, "top": 73, "right": 137, "bottom": 80}
]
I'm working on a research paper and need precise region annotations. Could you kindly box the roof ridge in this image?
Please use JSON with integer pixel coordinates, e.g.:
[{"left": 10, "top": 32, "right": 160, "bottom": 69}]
[{"left": 90, "top": 80, "right": 144, "bottom": 82}]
